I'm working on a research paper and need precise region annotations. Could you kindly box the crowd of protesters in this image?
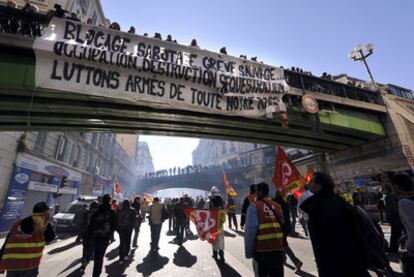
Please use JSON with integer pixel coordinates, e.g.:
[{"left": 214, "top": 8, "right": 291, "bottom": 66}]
[{"left": 0, "top": 172, "right": 413, "bottom": 276}]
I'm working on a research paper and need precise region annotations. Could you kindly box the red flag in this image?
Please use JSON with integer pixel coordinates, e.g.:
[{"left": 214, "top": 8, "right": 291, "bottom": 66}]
[
  {"left": 184, "top": 208, "right": 225, "bottom": 244},
  {"left": 223, "top": 170, "right": 237, "bottom": 197},
  {"left": 293, "top": 168, "right": 314, "bottom": 199},
  {"left": 143, "top": 192, "right": 153, "bottom": 203},
  {"left": 303, "top": 168, "right": 314, "bottom": 185},
  {"left": 272, "top": 147, "right": 304, "bottom": 195},
  {"left": 114, "top": 177, "right": 121, "bottom": 194}
]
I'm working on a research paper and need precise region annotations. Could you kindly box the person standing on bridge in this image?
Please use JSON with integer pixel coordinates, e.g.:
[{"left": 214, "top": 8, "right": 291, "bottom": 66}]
[
  {"left": 206, "top": 186, "right": 226, "bottom": 262},
  {"left": 244, "top": 183, "right": 285, "bottom": 277},
  {"left": 0, "top": 202, "right": 55, "bottom": 277},
  {"left": 240, "top": 184, "right": 256, "bottom": 230},
  {"left": 226, "top": 195, "right": 238, "bottom": 231}
]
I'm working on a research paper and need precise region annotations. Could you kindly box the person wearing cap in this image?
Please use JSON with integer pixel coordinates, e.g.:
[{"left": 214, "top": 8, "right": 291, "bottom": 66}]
[
  {"left": 0, "top": 202, "right": 55, "bottom": 276},
  {"left": 244, "top": 182, "right": 285, "bottom": 276},
  {"left": 205, "top": 186, "right": 226, "bottom": 262}
]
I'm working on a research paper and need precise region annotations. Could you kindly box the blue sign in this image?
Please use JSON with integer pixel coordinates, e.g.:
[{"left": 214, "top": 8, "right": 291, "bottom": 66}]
[{"left": 0, "top": 167, "right": 31, "bottom": 232}]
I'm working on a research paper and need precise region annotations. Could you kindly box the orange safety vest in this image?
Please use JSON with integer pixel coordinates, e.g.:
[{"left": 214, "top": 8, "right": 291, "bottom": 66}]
[
  {"left": 0, "top": 220, "right": 46, "bottom": 271},
  {"left": 254, "top": 200, "right": 284, "bottom": 252}
]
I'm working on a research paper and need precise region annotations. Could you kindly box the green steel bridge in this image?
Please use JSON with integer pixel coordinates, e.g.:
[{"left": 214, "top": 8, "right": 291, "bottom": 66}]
[{"left": 0, "top": 6, "right": 387, "bottom": 152}]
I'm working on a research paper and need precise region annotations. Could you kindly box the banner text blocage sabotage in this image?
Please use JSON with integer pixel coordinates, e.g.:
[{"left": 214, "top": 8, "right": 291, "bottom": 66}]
[{"left": 34, "top": 18, "right": 288, "bottom": 118}]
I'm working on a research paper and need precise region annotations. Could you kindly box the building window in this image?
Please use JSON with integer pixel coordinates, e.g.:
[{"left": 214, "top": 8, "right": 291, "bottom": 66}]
[
  {"left": 56, "top": 136, "right": 67, "bottom": 161},
  {"left": 80, "top": 0, "right": 91, "bottom": 12},
  {"left": 34, "top": 132, "right": 47, "bottom": 153},
  {"left": 72, "top": 146, "right": 81, "bottom": 167}
]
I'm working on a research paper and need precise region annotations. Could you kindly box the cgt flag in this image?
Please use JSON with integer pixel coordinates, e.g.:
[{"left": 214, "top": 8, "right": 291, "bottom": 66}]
[
  {"left": 223, "top": 170, "right": 237, "bottom": 197},
  {"left": 272, "top": 147, "right": 304, "bottom": 196},
  {"left": 184, "top": 208, "right": 226, "bottom": 244}
]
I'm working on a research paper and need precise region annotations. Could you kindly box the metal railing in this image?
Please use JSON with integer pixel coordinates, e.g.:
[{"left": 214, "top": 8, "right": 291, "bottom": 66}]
[
  {"left": 0, "top": 5, "right": 50, "bottom": 37},
  {"left": 0, "top": 6, "right": 382, "bottom": 106},
  {"left": 284, "top": 70, "right": 381, "bottom": 104}
]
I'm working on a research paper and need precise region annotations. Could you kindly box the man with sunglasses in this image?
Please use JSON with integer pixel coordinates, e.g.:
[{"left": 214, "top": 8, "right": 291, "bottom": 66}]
[{"left": 0, "top": 202, "right": 55, "bottom": 276}]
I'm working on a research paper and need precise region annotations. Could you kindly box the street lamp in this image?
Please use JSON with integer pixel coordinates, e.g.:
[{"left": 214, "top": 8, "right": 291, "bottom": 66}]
[{"left": 348, "top": 43, "right": 379, "bottom": 91}]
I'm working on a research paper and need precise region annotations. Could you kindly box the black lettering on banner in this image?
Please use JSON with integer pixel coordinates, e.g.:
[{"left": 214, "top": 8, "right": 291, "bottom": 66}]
[
  {"left": 226, "top": 96, "right": 254, "bottom": 111},
  {"left": 50, "top": 61, "right": 119, "bottom": 90},
  {"left": 169, "top": 84, "right": 185, "bottom": 101},
  {"left": 189, "top": 54, "right": 197, "bottom": 66},
  {"left": 63, "top": 20, "right": 77, "bottom": 40},
  {"left": 190, "top": 88, "right": 222, "bottom": 110},
  {"left": 125, "top": 75, "right": 165, "bottom": 97},
  {"left": 51, "top": 60, "right": 62, "bottom": 80}
]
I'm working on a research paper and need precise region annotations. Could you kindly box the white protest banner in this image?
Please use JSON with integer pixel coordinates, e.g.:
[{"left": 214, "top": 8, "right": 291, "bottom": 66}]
[{"left": 34, "top": 18, "right": 288, "bottom": 118}]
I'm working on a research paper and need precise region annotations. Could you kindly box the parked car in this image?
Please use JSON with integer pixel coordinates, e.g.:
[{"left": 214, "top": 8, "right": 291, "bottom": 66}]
[{"left": 53, "top": 196, "right": 97, "bottom": 233}]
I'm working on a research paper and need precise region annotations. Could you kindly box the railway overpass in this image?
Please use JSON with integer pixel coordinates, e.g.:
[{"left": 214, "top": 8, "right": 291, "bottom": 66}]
[{"left": 0, "top": 7, "right": 387, "bottom": 153}]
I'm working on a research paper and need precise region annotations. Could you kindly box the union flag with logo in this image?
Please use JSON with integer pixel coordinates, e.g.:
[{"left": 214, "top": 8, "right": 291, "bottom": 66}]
[
  {"left": 272, "top": 147, "right": 304, "bottom": 196},
  {"left": 184, "top": 208, "right": 226, "bottom": 244}
]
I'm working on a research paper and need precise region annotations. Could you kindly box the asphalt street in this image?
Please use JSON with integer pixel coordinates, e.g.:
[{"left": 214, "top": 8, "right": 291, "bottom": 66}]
[{"left": 0, "top": 217, "right": 403, "bottom": 277}]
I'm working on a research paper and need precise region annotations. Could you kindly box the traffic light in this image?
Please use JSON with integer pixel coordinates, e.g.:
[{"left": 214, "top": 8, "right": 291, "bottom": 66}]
[{"left": 59, "top": 175, "right": 68, "bottom": 188}]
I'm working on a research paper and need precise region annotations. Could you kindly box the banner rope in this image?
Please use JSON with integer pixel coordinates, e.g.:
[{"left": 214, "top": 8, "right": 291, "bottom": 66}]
[{"left": 26, "top": 86, "right": 37, "bottom": 127}]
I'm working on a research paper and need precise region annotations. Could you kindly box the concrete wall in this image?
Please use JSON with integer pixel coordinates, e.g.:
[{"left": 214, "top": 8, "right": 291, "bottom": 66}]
[{"left": 0, "top": 132, "right": 23, "bottom": 210}]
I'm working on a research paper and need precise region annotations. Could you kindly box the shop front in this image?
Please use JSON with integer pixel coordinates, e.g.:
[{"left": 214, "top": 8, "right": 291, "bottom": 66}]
[{"left": 0, "top": 153, "right": 81, "bottom": 233}]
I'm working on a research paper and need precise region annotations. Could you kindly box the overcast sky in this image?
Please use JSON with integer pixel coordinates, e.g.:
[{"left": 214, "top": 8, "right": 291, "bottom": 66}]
[{"left": 101, "top": 0, "right": 414, "bottom": 170}]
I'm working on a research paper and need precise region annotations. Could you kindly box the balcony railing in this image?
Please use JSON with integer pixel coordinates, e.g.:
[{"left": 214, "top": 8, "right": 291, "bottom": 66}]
[
  {"left": 0, "top": 6, "right": 382, "bottom": 106},
  {"left": 0, "top": 5, "right": 50, "bottom": 37},
  {"left": 284, "top": 70, "right": 381, "bottom": 105}
]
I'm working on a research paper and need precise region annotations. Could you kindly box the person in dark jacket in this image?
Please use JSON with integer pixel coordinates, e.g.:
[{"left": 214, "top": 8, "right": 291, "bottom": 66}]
[
  {"left": 385, "top": 187, "right": 404, "bottom": 253},
  {"left": 80, "top": 201, "right": 98, "bottom": 271},
  {"left": 287, "top": 194, "right": 298, "bottom": 235},
  {"left": 117, "top": 200, "right": 137, "bottom": 263},
  {"left": 88, "top": 194, "right": 117, "bottom": 277},
  {"left": 173, "top": 198, "right": 188, "bottom": 245},
  {"left": 131, "top": 197, "right": 141, "bottom": 247},
  {"left": 240, "top": 184, "right": 256, "bottom": 230},
  {"left": 274, "top": 190, "right": 303, "bottom": 273},
  {"left": 300, "top": 172, "right": 370, "bottom": 277}
]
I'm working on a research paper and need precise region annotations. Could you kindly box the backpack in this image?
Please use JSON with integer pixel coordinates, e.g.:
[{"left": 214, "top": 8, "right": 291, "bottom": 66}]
[
  {"left": 354, "top": 205, "right": 395, "bottom": 276},
  {"left": 92, "top": 211, "right": 112, "bottom": 239}
]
